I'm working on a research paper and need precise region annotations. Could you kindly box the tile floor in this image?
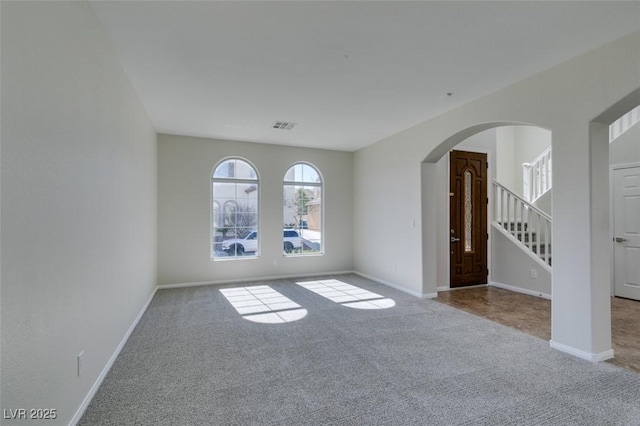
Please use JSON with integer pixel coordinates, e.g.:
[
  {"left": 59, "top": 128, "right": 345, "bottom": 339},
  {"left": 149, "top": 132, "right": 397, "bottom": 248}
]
[{"left": 435, "top": 286, "right": 640, "bottom": 374}]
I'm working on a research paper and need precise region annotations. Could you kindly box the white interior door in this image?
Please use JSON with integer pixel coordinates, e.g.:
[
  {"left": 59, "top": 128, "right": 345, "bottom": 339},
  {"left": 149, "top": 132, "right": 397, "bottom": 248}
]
[{"left": 613, "top": 166, "right": 640, "bottom": 300}]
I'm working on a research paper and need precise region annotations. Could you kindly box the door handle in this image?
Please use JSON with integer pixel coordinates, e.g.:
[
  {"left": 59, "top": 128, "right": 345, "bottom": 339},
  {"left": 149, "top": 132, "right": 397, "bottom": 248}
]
[
  {"left": 451, "top": 237, "right": 460, "bottom": 243},
  {"left": 614, "top": 237, "right": 628, "bottom": 243}
]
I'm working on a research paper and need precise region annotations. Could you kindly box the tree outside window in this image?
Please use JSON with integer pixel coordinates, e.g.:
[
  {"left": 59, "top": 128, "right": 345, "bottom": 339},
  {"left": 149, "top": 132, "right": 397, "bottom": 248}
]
[
  {"left": 283, "top": 163, "right": 323, "bottom": 255},
  {"left": 212, "top": 158, "right": 259, "bottom": 259}
]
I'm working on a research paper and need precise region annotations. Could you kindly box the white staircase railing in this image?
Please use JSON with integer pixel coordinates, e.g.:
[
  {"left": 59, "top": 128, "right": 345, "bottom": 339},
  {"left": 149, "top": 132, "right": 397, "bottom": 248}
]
[
  {"left": 493, "top": 181, "right": 552, "bottom": 270},
  {"left": 610, "top": 105, "right": 640, "bottom": 142},
  {"left": 522, "top": 146, "right": 552, "bottom": 203}
]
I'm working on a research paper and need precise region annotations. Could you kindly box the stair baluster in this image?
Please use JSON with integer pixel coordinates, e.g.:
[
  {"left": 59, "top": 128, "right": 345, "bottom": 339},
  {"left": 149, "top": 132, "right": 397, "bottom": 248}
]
[
  {"left": 493, "top": 181, "right": 552, "bottom": 270},
  {"left": 522, "top": 147, "right": 552, "bottom": 203}
]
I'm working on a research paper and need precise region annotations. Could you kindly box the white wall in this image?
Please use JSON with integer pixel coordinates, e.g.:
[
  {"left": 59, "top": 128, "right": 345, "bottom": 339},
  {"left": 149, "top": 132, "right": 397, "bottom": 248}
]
[
  {"left": 495, "top": 125, "right": 552, "bottom": 200},
  {"left": 354, "top": 31, "right": 640, "bottom": 360},
  {"left": 531, "top": 190, "right": 551, "bottom": 216},
  {"left": 1, "top": 2, "right": 157, "bottom": 424},
  {"left": 496, "top": 127, "right": 517, "bottom": 193},
  {"left": 491, "top": 227, "right": 552, "bottom": 298},
  {"left": 610, "top": 121, "right": 640, "bottom": 166},
  {"left": 157, "top": 134, "right": 353, "bottom": 286},
  {"left": 513, "top": 126, "right": 552, "bottom": 196}
]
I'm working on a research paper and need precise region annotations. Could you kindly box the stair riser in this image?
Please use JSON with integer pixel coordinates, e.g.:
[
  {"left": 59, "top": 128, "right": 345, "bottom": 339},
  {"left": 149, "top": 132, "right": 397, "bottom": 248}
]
[
  {"left": 515, "top": 233, "right": 537, "bottom": 243},
  {"left": 501, "top": 222, "right": 529, "bottom": 232},
  {"left": 531, "top": 245, "right": 551, "bottom": 255}
]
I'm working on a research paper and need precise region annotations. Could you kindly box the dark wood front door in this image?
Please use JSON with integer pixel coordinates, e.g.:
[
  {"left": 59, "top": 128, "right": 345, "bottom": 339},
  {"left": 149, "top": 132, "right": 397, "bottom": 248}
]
[{"left": 450, "top": 150, "right": 488, "bottom": 288}]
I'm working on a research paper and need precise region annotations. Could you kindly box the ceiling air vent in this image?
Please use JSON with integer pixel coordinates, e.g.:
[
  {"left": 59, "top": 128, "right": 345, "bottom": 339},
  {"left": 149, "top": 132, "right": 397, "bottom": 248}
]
[{"left": 272, "top": 121, "right": 296, "bottom": 130}]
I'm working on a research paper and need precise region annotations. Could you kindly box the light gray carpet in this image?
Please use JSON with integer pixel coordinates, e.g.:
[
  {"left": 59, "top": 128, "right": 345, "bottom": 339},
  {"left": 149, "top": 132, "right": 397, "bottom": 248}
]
[{"left": 80, "top": 274, "right": 640, "bottom": 425}]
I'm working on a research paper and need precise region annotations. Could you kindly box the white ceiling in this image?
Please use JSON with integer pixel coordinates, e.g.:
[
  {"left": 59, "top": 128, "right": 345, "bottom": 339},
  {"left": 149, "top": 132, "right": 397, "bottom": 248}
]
[{"left": 89, "top": 1, "right": 640, "bottom": 152}]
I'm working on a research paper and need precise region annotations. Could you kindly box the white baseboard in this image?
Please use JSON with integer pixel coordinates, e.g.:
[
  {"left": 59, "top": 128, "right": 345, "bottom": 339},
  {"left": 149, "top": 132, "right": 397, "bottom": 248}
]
[
  {"left": 436, "top": 286, "right": 449, "bottom": 292},
  {"left": 160, "top": 270, "right": 436, "bottom": 299},
  {"left": 158, "top": 270, "right": 355, "bottom": 289},
  {"left": 70, "top": 286, "right": 158, "bottom": 425},
  {"left": 549, "top": 340, "right": 615, "bottom": 363},
  {"left": 352, "top": 271, "right": 434, "bottom": 299},
  {"left": 490, "top": 281, "right": 551, "bottom": 300}
]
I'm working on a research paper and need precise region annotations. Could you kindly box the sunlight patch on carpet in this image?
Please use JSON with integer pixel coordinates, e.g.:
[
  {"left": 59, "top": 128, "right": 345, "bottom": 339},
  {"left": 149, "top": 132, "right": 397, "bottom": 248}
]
[
  {"left": 296, "top": 279, "right": 395, "bottom": 309},
  {"left": 220, "top": 285, "right": 307, "bottom": 323}
]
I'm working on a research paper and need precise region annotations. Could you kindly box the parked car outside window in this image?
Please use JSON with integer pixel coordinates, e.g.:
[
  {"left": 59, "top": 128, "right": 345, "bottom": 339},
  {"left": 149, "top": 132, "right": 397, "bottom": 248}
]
[{"left": 221, "top": 230, "right": 303, "bottom": 256}]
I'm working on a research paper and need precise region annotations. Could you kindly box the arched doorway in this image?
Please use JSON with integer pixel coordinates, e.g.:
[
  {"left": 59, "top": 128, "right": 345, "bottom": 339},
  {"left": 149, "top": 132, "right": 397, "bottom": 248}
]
[
  {"left": 421, "top": 122, "right": 549, "bottom": 295},
  {"left": 575, "top": 88, "right": 640, "bottom": 361},
  {"left": 419, "top": 88, "right": 639, "bottom": 363}
]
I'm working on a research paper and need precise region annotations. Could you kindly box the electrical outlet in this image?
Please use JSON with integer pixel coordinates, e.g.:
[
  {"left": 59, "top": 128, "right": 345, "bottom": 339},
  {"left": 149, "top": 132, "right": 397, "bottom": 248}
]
[
  {"left": 77, "top": 351, "right": 84, "bottom": 377},
  {"left": 530, "top": 269, "right": 537, "bottom": 279}
]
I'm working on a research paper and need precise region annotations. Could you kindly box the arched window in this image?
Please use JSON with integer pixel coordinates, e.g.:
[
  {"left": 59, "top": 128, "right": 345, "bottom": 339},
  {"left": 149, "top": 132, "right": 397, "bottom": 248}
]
[
  {"left": 212, "top": 158, "right": 259, "bottom": 259},
  {"left": 283, "top": 162, "right": 323, "bottom": 255}
]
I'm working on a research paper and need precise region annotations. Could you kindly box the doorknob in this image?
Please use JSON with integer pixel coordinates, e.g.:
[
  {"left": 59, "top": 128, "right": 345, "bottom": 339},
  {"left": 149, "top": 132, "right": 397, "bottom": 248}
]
[
  {"left": 451, "top": 237, "right": 460, "bottom": 243},
  {"left": 614, "top": 237, "right": 628, "bottom": 243}
]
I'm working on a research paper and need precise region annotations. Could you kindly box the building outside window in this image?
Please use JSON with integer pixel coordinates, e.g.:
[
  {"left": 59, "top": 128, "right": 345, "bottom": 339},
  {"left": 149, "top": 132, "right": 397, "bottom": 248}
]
[
  {"left": 283, "top": 162, "right": 323, "bottom": 255},
  {"left": 212, "top": 158, "right": 259, "bottom": 259}
]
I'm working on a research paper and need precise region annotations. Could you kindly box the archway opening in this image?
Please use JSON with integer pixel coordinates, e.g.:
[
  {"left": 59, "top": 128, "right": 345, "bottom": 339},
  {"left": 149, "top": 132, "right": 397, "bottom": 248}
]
[
  {"left": 421, "top": 122, "right": 551, "bottom": 296},
  {"left": 585, "top": 88, "right": 640, "bottom": 364}
]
